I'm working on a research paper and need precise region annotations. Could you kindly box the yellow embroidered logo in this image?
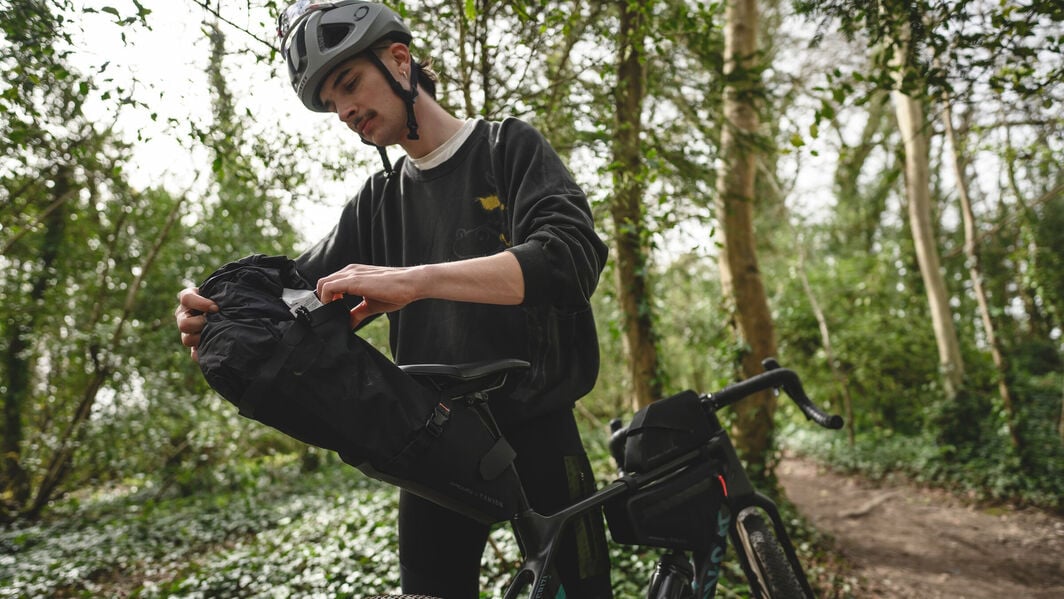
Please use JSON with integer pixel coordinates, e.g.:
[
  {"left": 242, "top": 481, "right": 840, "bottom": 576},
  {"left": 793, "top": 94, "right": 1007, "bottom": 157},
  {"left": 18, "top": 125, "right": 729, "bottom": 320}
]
[{"left": 476, "top": 195, "right": 502, "bottom": 211}]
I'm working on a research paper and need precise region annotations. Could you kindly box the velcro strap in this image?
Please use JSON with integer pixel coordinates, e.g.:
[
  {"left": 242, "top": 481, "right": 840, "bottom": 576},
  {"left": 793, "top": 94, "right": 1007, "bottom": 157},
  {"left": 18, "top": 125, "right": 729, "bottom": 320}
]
[{"left": 479, "top": 437, "right": 517, "bottom": 481}]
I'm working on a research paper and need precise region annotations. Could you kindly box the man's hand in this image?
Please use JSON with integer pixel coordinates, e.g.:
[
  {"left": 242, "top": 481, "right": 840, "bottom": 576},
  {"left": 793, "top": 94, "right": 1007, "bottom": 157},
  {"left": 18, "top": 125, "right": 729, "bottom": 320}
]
[
  {"left": 317, "top": 264, "right": 421, "bottom": 326},
  {"left": 175, "top": 287, "right": 218, "bottom": 362}
]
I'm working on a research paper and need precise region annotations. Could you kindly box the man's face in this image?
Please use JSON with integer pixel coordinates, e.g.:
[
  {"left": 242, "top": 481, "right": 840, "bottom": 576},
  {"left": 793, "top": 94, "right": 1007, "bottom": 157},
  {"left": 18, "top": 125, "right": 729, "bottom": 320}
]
[{"left": 319, "top": 53, "right": 408, "bottom": 147}]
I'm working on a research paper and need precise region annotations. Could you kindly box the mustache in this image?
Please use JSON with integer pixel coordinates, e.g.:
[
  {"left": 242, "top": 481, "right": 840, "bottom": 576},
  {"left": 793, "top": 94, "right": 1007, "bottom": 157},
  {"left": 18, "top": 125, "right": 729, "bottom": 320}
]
[{"left": 351, "top": 110, "right": 376, "bottom": 133}]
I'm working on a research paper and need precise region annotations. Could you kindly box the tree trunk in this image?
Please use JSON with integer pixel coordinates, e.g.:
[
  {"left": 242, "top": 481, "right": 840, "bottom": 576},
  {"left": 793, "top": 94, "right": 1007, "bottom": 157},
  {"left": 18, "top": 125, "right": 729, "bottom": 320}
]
[
  {"left": 1003, "top": 129, "right": 1063, "bottom": 343},
  {"left": 28, "top": 196, "right": 184, "bottom": 517},
  {"left": 454, "top": 0, "right": 476, "bottom": 116},
  {"left": 716, "top": 0, "right": 778, "bottom": 476},
  {"left": 1, "top": 323, "right": 31, "bottom": 515},
  {"left": 610, "top": 0, "right": 662, "bottom": 411},
  {"left": 833, "top": 91, "right": 892, "bottom": 251},
  {"left": 891, "top": 90, "right": 965, "bottom": 399},
  {"left": 889, "top": 20, "right": 965, "bottom": 402},
  {"left": 2, "top": 173, "right": 69, "bottom": 517},
  {"left": 941, "top": 94, "right": 1022, "bottom": 450}
]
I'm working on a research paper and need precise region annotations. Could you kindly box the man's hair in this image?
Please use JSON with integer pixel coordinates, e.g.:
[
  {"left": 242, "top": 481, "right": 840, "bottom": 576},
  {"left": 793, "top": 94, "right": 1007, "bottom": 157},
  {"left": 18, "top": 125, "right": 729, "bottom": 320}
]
[
  {"left": 374, "top": 35, "right": 438, "bottom": 100},
  {"left": 414, "top": 58, "right": 438, "bottom": 99}
]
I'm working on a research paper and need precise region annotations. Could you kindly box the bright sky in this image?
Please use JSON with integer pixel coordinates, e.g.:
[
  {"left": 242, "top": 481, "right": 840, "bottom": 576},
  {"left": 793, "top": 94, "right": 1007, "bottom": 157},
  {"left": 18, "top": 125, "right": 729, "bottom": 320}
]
[
  {"left": 63, "top": 1, "right": 849, "bottom": 254},
  {"left": 68, "top": 1, "right": 362, "bottom": 242},
  {"left": 73, "top": 2, "right": 218, "bottom": 189}
]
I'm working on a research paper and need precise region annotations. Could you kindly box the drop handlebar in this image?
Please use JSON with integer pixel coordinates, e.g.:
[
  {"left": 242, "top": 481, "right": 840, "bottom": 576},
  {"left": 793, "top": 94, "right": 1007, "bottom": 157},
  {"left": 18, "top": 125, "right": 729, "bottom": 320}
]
[{"left": 703, "top": 358, "right": 844, "bottom": 430}]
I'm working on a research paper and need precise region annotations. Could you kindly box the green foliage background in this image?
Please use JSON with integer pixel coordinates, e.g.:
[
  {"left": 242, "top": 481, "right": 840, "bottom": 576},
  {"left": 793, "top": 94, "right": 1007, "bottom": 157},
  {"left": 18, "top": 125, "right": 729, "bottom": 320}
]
[{"left": 1, "top": 0, "right": 1062, "bottom": 596}]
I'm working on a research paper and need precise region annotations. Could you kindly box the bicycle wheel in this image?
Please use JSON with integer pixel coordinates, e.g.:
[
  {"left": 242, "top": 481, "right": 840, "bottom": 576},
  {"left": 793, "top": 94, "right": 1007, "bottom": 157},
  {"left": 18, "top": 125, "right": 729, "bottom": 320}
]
[{"left": 735, "top": 510, "right": 806, "bottom": 599}]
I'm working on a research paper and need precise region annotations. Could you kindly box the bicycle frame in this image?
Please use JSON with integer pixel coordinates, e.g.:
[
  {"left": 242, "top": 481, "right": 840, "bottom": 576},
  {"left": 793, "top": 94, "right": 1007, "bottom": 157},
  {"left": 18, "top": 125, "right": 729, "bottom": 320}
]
[
  {"left": 498, "top": 413, "right": 815, "bottom": 599},
  {"left": 401, "top": 358, "right": 839, "bottom": 599},
  {"left": 501, "top": 447, "right": 705, "bottom": 599}
]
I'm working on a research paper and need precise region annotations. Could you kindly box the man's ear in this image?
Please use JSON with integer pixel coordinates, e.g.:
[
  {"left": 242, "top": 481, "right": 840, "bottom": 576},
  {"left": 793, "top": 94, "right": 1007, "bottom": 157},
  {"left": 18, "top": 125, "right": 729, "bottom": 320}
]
[{"left": 387, "top": 42, "right": 411, "bottom": 70}]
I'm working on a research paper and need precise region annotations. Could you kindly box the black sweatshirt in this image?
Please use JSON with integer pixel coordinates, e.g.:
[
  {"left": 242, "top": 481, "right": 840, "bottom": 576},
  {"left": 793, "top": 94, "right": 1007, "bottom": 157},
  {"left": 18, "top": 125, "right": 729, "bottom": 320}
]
[{"left": 296, "top": 118, "right": 608, "bottom": 424}]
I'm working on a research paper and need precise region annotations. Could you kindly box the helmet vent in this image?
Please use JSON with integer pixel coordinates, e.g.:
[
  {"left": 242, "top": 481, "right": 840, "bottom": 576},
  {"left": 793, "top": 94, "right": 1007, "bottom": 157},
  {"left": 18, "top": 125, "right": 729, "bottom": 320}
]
[
  {"left": 288, "top": 28, "right": 308, "bottom": 81},
  {"left": 321, "top": 23, "right": 354, "bottom": 51}
]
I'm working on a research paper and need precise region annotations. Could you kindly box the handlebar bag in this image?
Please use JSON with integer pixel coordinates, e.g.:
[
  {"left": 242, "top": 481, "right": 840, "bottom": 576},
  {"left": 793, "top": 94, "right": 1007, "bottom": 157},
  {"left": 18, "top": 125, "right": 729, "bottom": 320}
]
[
  {"left": 621, "top": 390, "right": 715, "bottom": 473},
  {"left": 605, "top": 458, "right": 727, "bottom": 551},
  {"left": 196, "top": 254, "right": 524, "bottom": 524}
]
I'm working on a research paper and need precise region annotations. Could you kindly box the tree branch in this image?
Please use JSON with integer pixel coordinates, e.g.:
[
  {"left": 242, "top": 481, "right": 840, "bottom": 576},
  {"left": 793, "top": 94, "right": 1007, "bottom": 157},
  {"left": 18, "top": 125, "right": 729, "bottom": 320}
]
[
  {"left": 942, "top": 181, "right": 1064, "bottom": 260},
  {"left": 188, "top": 0, "right": 277, "bottom": 53}
]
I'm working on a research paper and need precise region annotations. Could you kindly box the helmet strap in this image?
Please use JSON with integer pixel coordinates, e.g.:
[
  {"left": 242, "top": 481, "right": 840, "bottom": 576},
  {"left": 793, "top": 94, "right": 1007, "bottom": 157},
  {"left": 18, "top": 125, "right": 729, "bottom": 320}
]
[
  {"left": 364, "top": 51, "right": 420, "bottom": 141},
  {"left": 359, "top": 51, "right": 421, "bottom": 177},
  {"left": 375, "top": 144, "right": 394, "bottom": 177}
]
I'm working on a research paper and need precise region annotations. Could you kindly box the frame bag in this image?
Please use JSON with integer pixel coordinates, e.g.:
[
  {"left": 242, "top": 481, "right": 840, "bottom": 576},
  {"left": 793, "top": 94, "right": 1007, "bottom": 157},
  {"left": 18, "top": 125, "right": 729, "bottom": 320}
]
[{"left": 196, "top": 254, "right": 524, "bottom": 523}]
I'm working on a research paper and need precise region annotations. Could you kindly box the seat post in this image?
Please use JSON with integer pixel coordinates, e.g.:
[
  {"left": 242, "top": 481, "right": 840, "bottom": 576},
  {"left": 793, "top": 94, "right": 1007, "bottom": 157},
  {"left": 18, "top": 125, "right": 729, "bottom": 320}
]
[{"left": 400, "top": 359, "right": 535, "bottom": 513}]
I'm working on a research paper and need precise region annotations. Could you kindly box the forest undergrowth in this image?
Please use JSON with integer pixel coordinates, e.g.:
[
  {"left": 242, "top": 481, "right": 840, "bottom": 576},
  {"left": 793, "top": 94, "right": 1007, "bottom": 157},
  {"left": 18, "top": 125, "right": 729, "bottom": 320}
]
[
  {"left": 784, "top": 412, "right": 1064, "bottom": 514},
  {"left": 5, "top": 409, "right": 1059, "bottom": 598},
  {"left": 0, "top": 439, "right": 860, "bottom": 599}
]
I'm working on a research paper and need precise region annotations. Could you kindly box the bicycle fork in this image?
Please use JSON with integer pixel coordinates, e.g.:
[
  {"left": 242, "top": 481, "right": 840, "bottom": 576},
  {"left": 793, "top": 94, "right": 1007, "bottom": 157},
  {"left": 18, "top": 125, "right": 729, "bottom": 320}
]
[
  {"left": 709, "top": 427, "right": 815, "bottom": 599},
  {"left": 645, "top": 497, "right": 732, "bottom": 599}
]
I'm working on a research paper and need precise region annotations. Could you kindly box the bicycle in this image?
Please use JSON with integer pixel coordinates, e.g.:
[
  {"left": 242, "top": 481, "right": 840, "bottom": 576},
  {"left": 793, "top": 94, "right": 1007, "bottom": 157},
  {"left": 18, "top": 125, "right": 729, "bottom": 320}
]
[{"left": 367, "top": 356, "right": 843, "bottom": 599}]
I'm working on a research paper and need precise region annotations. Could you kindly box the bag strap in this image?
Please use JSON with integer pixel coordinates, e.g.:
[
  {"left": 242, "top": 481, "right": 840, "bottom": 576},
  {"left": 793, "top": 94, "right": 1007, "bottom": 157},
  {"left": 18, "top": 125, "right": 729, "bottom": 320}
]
[
  {"left": 236, "top": 322, "right": 307, "bottom": 418},
  {"left": 380, "top": 401, "right": 517, "bottom": 482},
  {"left": 236, "top": 300, "right": 350, "bottom": 418},
  {"left": 378, "top": 399, "right": 453, "bottom": 472}
]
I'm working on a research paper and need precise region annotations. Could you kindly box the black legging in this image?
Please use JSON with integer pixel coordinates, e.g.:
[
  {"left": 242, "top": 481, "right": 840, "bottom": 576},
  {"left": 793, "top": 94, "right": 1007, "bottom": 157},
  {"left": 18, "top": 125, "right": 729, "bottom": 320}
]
[{"left": 397, "top": 408, "right": 613, "bottom": 599}]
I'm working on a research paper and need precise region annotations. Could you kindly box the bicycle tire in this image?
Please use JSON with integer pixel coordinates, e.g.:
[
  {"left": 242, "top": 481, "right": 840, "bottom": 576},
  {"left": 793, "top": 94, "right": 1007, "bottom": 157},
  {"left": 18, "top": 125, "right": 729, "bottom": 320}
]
[{"left": 736, "top": 510, "right": 806, "bottom": 599}]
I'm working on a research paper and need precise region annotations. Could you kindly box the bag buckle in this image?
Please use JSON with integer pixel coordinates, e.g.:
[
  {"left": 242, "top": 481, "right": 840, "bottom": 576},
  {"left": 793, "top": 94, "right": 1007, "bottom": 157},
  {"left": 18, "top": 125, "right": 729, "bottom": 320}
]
[{"left": 425, "top": 402, "right": 451, "bottom": 437}]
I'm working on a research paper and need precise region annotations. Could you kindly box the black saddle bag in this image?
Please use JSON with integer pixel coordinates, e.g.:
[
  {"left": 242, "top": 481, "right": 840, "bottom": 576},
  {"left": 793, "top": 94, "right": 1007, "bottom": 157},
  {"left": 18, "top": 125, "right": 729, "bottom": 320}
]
[{"left": 196, "top": 254, "right": 523, "bottom": 524}]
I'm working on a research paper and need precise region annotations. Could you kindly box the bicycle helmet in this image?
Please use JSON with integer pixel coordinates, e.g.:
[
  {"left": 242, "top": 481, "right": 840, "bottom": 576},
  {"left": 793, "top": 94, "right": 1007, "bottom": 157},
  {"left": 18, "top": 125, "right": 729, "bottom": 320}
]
[{"left": 279, "top": 1, "right": 422, "bottom": 172}]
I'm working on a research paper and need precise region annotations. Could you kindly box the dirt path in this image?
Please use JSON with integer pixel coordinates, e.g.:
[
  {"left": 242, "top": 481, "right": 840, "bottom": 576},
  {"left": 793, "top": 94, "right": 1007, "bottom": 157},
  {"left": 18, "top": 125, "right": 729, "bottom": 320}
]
[{"left": 778, "top": 457, "right": 1064, "bottom": 598}]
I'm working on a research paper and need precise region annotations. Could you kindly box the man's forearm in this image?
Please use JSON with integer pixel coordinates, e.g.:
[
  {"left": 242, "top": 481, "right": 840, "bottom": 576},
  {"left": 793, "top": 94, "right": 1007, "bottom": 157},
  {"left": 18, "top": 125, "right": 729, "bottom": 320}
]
[{"left": 419, "top": 250, "right": 525, "bottom": 305}]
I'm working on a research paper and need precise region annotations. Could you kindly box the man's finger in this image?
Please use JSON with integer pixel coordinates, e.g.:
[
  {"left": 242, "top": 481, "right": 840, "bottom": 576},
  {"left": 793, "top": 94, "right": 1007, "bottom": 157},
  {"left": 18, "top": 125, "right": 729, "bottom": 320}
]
[
  {"left": 177, "top": 313, "right": 207, "bottom": 335},
  {"left": 177, "top": 287, "right": 218, "bottom": 314},
  {"left": 348, "top": 300, "right": 370, "bottom": 327},
  {"left": 180, "top": 331, "right": 202, "bottom": 348}
]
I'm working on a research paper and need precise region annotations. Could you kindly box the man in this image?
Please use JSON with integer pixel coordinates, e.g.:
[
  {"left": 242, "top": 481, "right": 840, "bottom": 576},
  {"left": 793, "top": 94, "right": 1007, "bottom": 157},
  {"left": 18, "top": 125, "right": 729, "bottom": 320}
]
[{"left": 176, "top": 2, "right": 612, "bottom": 596}]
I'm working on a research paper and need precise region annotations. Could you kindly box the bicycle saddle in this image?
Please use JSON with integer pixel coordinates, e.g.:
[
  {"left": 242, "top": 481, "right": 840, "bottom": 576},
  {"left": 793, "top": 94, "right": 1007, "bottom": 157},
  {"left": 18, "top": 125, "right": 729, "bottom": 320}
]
[{"left": 400, "top": 358, "right": 530, "bottom": 396}]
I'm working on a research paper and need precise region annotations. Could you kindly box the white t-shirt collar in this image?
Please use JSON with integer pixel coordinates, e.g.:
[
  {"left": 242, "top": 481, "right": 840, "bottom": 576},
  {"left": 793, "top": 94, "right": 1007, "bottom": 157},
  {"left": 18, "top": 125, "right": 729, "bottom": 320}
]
[{"left": 406, "top": 118, "right": 479, "bottom": 171}]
